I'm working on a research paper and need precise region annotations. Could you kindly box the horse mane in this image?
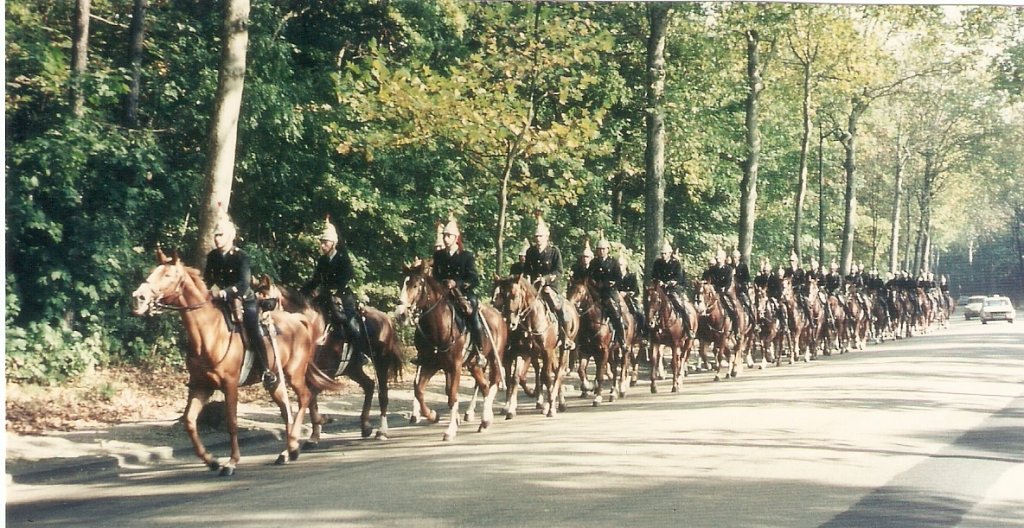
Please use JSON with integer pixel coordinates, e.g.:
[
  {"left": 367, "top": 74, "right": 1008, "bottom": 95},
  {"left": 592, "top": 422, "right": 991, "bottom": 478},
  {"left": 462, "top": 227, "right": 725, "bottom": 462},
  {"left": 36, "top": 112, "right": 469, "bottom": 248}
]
[
  {"left": 182, "top": 266, "right": 209, "bottom": 296},
  {"left": 276, "top": 284, "right": 310, "bottom": 310}
]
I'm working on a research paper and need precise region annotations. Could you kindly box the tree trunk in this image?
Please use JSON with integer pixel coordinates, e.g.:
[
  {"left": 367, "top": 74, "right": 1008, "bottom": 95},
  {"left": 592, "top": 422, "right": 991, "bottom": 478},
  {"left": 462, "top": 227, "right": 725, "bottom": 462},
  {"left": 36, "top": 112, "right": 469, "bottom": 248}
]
[
  {"left": 737, "top": 29, "right": 763, "bottom": 264},
  {"left": 644, "top": 3, "right": 670, "bottom": 276},
  {"left": 793, "top": 60, "right": 812, "bottom": 258},
  {"left": 888, "top": 139, "right": 908, "bottom": 274},
  {"left": 125, "top": 0, "right": 148, "bottom": 128},
  {"left": 818, "top": 123, "right": 825, "bottom": 264},
  {"left": 191, "top": 0, "right": 250, "bottom": 269},
  {"left": 902, "top": 198, "right": 913, "bottom": 273},
  {"left": 70, "top": 0, "right": 91, "bottom": 117},
  {"left": 838, "top": 100, "right": 865, "bottom": 275},
  {"left": 612, "top": 143, "right": 625, "bottom": 226},
  {"left": 495, "top": 152, "right": 516, "bottom": 275}
]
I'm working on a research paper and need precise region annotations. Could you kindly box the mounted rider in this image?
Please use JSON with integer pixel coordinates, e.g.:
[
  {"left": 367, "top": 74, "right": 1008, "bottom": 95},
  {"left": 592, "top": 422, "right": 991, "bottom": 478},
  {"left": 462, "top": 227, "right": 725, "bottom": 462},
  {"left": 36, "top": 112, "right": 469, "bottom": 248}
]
[
  {"left": 523, "top": 215, "right": 572, "bottom": 351},
  {"left": 510, "top": 238, "right": 529, "bottom": 276},
  {"left": 709, "top": 248, "right": 741, "bottom": 337},
  {"left": 432, "top": 216, "right": 485, "bottom": 362},
  {"left": 568, "top": 240, "right": 594, "bottom": 287},
  {"left": 730, "top": 248, "right": 753, "bottom": 323},
  {"left": 846, "top": 262, "right": 869, "bottom": 314},
  {"left": 824, "top": 260, "right": 853, "bottom": 321},
  {"left": 204, "top": 213, "right": 277, "bottom": 389},
  {"left": 586, "top": 234, "right": 627, "bottom": 350},
  {"left": 617, "top": 255, "right": 644, "bottom": 331},
  {"left": 767, "top": 263, "right": 789, "bottom": 333},
  {"left": 651, "top": 240, "right": 691, "bottom": 328},
  {"left": 784, "top": 252, "right": 812, "bottom": 322},
  {"left": 300, "top": 216, "right": 369, "bottom": 367}
]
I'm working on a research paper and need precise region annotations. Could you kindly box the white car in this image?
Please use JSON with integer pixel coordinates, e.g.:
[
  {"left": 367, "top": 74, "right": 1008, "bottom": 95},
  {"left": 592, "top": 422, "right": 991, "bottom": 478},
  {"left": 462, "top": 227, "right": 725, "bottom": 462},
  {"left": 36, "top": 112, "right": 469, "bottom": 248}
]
[
  {"left": 963, "top": 295, "right": 987, "bottom": 320},
  {"left": 980, "top": 296, "right": 1015, "bottom": 324}
]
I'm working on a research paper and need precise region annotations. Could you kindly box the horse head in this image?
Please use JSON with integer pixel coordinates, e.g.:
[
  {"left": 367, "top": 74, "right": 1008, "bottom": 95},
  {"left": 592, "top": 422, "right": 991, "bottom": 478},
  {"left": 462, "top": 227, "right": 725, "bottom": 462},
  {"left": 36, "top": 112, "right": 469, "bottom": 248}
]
[
  {"left": 131, "top": 248, "right": 204, "bottom": 316},
  {"left": 395, "top": 260, "right": 439, "bottom": 325},
  {"left": 644, "top": 281, "right": 666, "bottom": 330},
  {"left": 694, "top": 281, "right": 716, "bottom": 316},
  {"left": 493, "top": 274, "right": 534, "bottom": 331}
]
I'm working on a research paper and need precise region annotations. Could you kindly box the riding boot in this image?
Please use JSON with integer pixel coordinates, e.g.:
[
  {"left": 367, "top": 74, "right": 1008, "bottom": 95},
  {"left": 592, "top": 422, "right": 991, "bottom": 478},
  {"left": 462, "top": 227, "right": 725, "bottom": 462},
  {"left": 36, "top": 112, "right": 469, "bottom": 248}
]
[
  {"left": 556, "top": 306, "right": 574, "bottom": 351},
  {"left": 346, "top": 314, "right": 370, "bottom": 367},
  {"left": 239, "top": 299, "right": 277, "bottom": 389},
  {"left": 608, "top": 301, "right": 627, "bottom": 350}
]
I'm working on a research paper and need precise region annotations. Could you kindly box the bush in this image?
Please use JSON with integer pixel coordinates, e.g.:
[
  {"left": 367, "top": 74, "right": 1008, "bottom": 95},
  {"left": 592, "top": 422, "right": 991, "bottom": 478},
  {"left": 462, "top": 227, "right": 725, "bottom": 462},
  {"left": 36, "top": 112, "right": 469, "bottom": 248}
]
[{"left": 5, "top": 321, "right": 105, "bottom": 385}]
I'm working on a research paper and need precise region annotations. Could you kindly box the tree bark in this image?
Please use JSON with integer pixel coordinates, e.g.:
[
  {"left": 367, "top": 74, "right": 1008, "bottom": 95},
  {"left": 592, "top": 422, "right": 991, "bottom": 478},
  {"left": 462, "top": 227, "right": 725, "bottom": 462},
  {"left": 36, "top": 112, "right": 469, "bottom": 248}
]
[
  {"left": 888, "top": 132, "right": 909, "bottom": 274},
  {"left": 818, "top": 123, "right": 825, "bottom": 265},
  {"left": 191, "top": 0, "right": 250, "bottom": 269},
  {"left": 125, "top": 0, "right": 148, "bottom": 128},
  {"left": 70, "top": 0, "right": 91, "bottom": 117},
  {"left": 838, "top": 99, "right": 866, "bottom": 275},
  {"left": 644, "top": 3, "right": 670, "bottom": 276},
  {"left": 737, "top": 29, "right": 763, "bottom": 265},
  {"left": 793, "top": 60, "right": 812, "bottom": 258}
]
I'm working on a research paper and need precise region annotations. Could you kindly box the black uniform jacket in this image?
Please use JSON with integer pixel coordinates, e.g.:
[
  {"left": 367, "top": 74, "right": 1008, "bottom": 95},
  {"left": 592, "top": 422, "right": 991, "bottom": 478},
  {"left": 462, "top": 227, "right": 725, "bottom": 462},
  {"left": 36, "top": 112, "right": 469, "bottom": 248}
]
[
  {"left": 651, "top": 257, "right": 685, "bottom": 285},
  {"left": 587, "top": 256, "right": 622, "bottom": 289},
  {"left": 524, "top": 244, "right": 563, "bottom": 286},
  {"left": 204, "top": 247, "right": 254, "bottom": 300},
  {"left": 302, "top": 248, "right": 354, "bottom": 298},
  {"left": 432, "top": 248, "right": 480, "bottom": 295}
]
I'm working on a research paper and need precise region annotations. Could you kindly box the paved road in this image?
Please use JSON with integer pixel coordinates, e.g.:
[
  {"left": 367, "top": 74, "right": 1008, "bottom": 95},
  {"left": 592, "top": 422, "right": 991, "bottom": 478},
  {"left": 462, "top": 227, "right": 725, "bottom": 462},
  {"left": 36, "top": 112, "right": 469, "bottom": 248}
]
[{"left": 6, "top": 318, "right": 1024, "bottom": 527}]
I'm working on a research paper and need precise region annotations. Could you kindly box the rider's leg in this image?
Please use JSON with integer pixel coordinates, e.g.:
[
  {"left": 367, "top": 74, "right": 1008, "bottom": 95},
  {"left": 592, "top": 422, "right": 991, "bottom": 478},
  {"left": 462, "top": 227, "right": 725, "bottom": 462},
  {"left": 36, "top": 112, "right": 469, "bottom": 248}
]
[{"left": 242, "top": 299, "right": 277, "bottom": 389}]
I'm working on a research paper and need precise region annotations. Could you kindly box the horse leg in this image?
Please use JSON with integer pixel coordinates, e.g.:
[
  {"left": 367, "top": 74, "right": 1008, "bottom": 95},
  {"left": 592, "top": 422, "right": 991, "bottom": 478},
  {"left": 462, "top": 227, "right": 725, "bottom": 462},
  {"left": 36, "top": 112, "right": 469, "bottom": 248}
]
[
  {"left": 504, "top": 356, "right": 521, "bottom": 420},
  {"left": 346, "top": 363, "right": 376, "bottom": 439},
  {"left": 220, "top": 381, "right": 241, "bottom": 476},
  {"left": 442, "top": 365, "right": 462, "bottom": 441},
  {"left": 592, "top": 350, "right": 606, "bottom": 407},
  {"left": 714, "top": 336, "right": 730, "bottom": 382},
  {"left": 577, "top": 356, "right": 591, "bottom": 398},
  {"left": 413, "top": 365, "right": 439, "bottom": 425},
  {"left": 375, "top": 360, "right": 391, "bottom": 440},
  {"left": 305, "top": 394, "right": 326, "bottom": 448},
  {"left": 465, "top": 386, "right": 480, "bottom": 423},
  {"left": 476, "top": 349, "right": 502, "bottom": 431},
  {"left": 671, "top": 344, "right": 683, "bottom": 393},
  {"left": 650, "top": 342, "right": 661, "bottom": 394},
  {"left": 182, "top": 386, "right": 219, "bottom": 471}
]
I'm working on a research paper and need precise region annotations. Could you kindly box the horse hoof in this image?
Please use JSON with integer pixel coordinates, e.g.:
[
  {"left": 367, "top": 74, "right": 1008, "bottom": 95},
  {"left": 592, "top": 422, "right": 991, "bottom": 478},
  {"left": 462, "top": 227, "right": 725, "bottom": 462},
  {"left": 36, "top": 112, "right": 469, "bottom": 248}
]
[
  {"left": 206, "top": 461, "right": 221, "bottom": 471},
  {"left": 429, "top": 411, "right": 440, "bottom": 424},
  {"left": 361, "top": 427, "right": 373, "bottom": 439},
  {"left": 714, "top": 375, "right": 722, "bottom": 381},
  {"left": 375, "top": 431, "right": 389, "bottom": 441},
  {"left": 464, "top": 412, "right": 476, "bottom": 422},
  {"left": 546, "top": 409, "right": 555, "bottom": 418},
  {"left": 558, "top": 402, "right": 567, "bottom": 412},
  {"left": 442, "top": 433, "right": 453, "bottom": 442},
  {"left": 275, "top": 454, "right": 287, "bottom": 465},
  {"left": 479, "top": 420, "right": 491, "bottom": 432},
  {"left": 651, "top": 385, "right": 658, "bottom": 394},
  {"left": 671, "top": 385, "right": 679, "bottom": 393},
  {"left": 302, "top": 441, "right": 319, "bottom": 450},
  {"left": 592, "top": 401, "right": 600, "bottom": 407},
  {"left": 409, "top": 416, "right": 419, "bottom": 425},
  {"left": 289, "top": 449, "right": 300, "bottom": 462},
  {"left": 219, "top": 466, "right": 236, "bottom": 477},
  {"left": 730, "top": 371, "right": 737, "bottom": 378},
  {"left": 505, "top": 412, "right": 515, "bottom": 421}
]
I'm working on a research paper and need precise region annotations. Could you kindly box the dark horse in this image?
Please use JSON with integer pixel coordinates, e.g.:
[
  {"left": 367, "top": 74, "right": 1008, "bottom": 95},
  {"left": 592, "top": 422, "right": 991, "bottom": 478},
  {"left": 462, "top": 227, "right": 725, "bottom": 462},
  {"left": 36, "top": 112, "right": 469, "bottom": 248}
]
[
  {"left": 644, "top": 281, "right": 698, "bottom": 393},
  {"left": 493, "top": 275, "right": 578, "bottom": 418},
  {"left": 252, "top": 276, "right": 403, "bottom": 444},
  {"left": 395, "top": 261, "right": 508, "bottom": 441},
  {"left": 131, "top": 249, "right": 344, "bottom": 475},
  {"left": 566, "top": 277, "right": 636, "bottom": 406}
]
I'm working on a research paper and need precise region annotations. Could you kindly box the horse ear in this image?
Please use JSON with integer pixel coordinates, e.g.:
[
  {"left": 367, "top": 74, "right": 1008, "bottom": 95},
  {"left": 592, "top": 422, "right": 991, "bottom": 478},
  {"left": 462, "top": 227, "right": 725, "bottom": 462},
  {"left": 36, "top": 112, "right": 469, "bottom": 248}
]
[
  {"left": 170, "top": 248, "right": 181, "bottom": 264},
  {"left": 402, "top": 263, "right": 410, "bottom": 274},
  {"left": 155, "top": 247, "right": 167, "bottom": 264},
  {"left": 258, "top": 274, "right": 271, "bottom": 289},
  {"left": 492, "top": 273, "right": 502, "bottom": 283}
]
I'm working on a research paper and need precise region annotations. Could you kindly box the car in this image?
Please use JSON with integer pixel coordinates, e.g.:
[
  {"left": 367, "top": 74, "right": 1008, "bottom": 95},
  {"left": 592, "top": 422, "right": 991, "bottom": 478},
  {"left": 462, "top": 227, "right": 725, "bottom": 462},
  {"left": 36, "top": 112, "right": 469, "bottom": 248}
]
[
  {"left": 980, "top": 296, "right": 1015, "bottom": 324},
  {"left": 963, "top": 295, "right": 988, "bottom": 320}
]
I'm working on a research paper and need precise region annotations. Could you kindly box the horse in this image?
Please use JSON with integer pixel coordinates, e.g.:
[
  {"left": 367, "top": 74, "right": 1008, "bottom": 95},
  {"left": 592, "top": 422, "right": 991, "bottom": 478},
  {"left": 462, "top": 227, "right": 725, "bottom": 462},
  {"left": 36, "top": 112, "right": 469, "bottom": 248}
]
[
  {"left": 492, "top": 274, "right": 577, "bottom": 418},
  {"left": 799, "top": 280, "right": 826, "bottom": 360},
  {"left": 644, "top": 281, "right": 698, "bottom": 393},
  {"left": 395, "top": 261, "right": 507, "bottom": 441},
  {"left": 869, "top": 290, "right": 891, "bottom": 343},
  {"left": 251, "top": 276, "right": 403, "bottom": 444},
  {"left": 694, "top": 281, "right": 752, "bottom": 381},
  {"left": 845, "top": 285, "right": 870, "bottom": 350},
  {"left": 778, "top": 277, "right": 808, "bottom": 365},
  {"left": 566, "top": 277, "right": 636, "bottom": 406},
  {"left": 130, "top": 249, "right": 343, "bottom": 476},
  {"left": 751, "top": 284, "right": 784, "bottom": 369},
  {"left": 823, "top": 291, "right": 850, "bottom": 355}
]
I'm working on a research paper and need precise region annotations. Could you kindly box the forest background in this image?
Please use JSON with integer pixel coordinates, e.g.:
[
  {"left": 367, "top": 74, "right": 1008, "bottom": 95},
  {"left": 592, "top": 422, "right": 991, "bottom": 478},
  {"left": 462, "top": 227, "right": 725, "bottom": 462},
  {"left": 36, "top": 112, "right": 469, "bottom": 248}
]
[{"left": 5, "top": 1, "right": 1023, "bottom": 387}]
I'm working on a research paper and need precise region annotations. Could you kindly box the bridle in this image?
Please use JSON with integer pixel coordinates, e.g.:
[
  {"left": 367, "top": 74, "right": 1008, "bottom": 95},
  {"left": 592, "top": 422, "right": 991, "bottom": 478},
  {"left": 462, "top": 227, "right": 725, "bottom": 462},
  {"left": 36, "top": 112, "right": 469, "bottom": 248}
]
[{"left": 137, "top": 264, "right": 210, "bottom": 315}]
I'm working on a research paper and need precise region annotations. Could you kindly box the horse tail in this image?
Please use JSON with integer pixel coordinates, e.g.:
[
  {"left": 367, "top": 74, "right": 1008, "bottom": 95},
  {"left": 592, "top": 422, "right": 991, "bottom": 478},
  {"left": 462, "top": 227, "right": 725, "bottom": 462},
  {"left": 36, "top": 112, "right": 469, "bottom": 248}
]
[
  {"left": 306, "top": 362, "right": 348, "bottom": 392},
  {"left": 366, "top": 308, "right": 405, "bottom": 382}
]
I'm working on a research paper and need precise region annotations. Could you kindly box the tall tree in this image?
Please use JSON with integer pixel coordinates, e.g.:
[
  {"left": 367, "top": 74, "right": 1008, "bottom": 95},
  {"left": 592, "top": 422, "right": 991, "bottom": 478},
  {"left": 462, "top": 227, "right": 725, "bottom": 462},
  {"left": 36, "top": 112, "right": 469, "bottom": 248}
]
[
  {"left": 191, "top": 0, "right": 250, "bottom": 268},
  {"left": 643, "top": 3, "right": 671, "bottom": 275},
  {"left": 736, "top": 28, "right": 770, "bottom": 263},
  {"left": 124, "top": 0, "right": 147, "bottom": 128},
  {"left": 70, "top": 0, "right": 90, "bottom": 117}
]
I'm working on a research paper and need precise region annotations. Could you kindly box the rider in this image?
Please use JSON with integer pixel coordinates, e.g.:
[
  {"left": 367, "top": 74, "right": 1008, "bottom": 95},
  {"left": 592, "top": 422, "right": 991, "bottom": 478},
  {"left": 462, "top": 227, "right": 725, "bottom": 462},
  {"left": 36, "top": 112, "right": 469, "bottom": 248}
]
[
  {"left": 651, "top": 240, "right": 690, "bottom": 324},
  {"left": 617, "top": 255, "right": 644, "bottom": 331},
  {"left": 824, "top": 260, "right": 851, "bottom": 321},
  {"left": 731, "top": 248, "right": 752, "bottom": 321},
  {"left": 710, "top": 248, "right": 740, "bottom": 338},
  {"left": 510, "top": 238, "right": 529, "bottom": 276},
  {"left": 568, "top": 240, "right": 594, "bottom": 287},
  {"left": 300, "top": 216, "right": 368, "bottom": 367},
  {"left": 767, "top": 263, "right": 789, "bottom": 333},
  {"left": 204, "top": 214, "right": 277, "bottom": 389},
  {"left": 432, "top": 216, "right": 485, "bottom": 362},
  {"left": 523, "top": 215, "right": 572, "bottom": 350},
  {"left": 784, "top": 252, "right": 811, "bottom": 322},
  {"left": 587, "top": 234, "right": 627, "bottom": 350}
]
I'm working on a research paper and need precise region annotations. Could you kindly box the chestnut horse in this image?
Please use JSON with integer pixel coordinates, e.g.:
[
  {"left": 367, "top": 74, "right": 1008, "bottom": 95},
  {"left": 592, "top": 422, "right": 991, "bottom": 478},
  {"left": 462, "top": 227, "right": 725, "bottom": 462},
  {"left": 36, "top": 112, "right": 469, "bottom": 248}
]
[
  {"left": 644, "top": 281, "right": 698, "bottom": 393},
  {"left": 131, "top": 249, "right": 343, "bottom": 475},
  {"left": 252, "top": 276, "right": 403, "bottom": 444},
  {"left": 751, "top": 284, "right": 784, "bottom": 369},
  {"left": 694, "top": 281, "right": 753, "bottom": 381},
  {"left": 492, "top": 275, "right": 578, "bottom": 418},
  {"left": 395, "top": 262, "right": 507, "bottom": 441},
  {"left": 778, "top": 277, "right": 808, "bottom": 365},
  {"left": 566, "top": 278, "right": 636, "bottom": 406}
]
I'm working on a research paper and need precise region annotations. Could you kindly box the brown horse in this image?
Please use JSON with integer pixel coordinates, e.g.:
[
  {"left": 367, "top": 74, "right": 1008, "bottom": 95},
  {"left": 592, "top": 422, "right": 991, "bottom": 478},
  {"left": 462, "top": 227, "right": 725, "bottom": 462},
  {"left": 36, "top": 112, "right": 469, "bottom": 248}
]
[
  {"left": 694, "top": 281, "right": 752, "bottom": 381},
  {"left": 845, "top": 285, "right": 870, "bottom": 350},
  {"left": 823, "top": 292, "right": 850, "bottom": 355},
  {"left": 799, "top": 280, "right": 825, "bottom": 360},
  {"left": 492, "top": 275, "right": 577, "bottom": 418},
  {"left": 778, "top": 277, "right": 807, "bottom": 365},
  {"left": 395, "top": 262, "right": 507, "bottom": 441},
  {"left": 644, "top": 281, "right": 698, "bottom": 393},
  {"left": 566, "top": 278, "right": 636, "bottom": 406},
  {"left": 751, "top": 284, "right": 784, "bottom": 369},
  {"left": 252, "top": 276, "right": 403, "bottom": 444},
  {"left": 131, "top": 249, "right": 343, "bottom": 475}
]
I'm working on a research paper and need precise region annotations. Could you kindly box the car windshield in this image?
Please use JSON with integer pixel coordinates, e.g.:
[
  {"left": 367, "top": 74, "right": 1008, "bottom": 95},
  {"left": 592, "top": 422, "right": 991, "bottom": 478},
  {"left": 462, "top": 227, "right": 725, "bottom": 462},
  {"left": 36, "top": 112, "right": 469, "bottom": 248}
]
[
  {"left": 968, "top": 296, "right": 986, "bottom": 304},
  {"left": 984, "top": 299, "right": 1010, "bottom": 307}
]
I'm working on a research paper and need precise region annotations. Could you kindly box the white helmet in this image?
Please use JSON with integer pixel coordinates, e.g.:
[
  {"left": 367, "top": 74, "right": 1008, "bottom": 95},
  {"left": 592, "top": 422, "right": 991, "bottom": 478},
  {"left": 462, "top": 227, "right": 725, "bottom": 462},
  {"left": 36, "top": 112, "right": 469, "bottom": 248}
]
[
  {"left": 534, "top": 214, "right": 550, "bottom": 237},
  {"left": 442, "top": 217, "right": 460, "bottom": 237},
  {"left": 319, "top": 215, "right": 339, "bottom": 243},
  {"left": 582, "top": 240, "right": 594, "bottom": 258},
  {"left": 519, "top": 238, "right": 530, "bottom": 257}
]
